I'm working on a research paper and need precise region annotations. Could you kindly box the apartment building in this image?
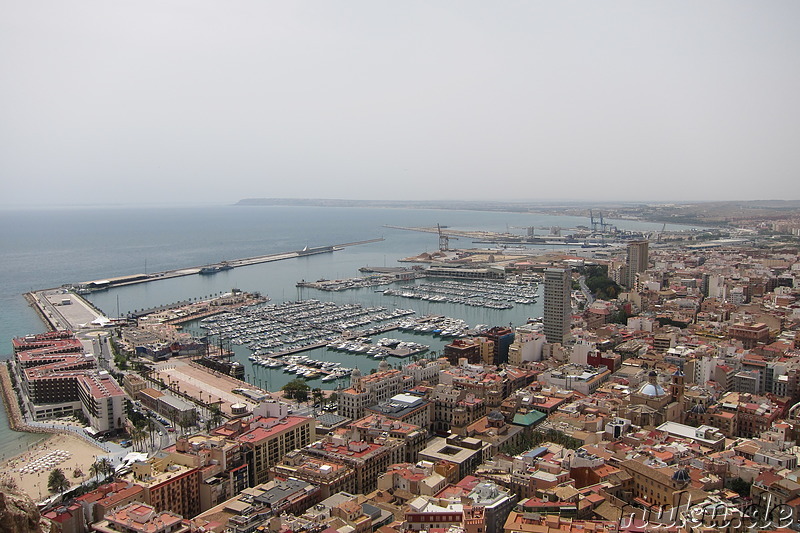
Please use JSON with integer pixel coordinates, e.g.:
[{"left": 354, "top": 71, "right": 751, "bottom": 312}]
[
  {"left": 125, "top": 453, "right": 203, "bottom": 519},
  {"left": 237, "top": 415, "right": 315, "bottom": 486},
  {"left": 303, "top": 431, "right": 405, "bottom": 494},
  {"left": 338, "top": 367, "right": 407, "bottom": 420},
  {"left": 92, "top": 502, "right": 189, "bottom": 533},
  {"left": 544, "top": 268, "right": 572, "bottom": 345},
  {"left": 272, "top": 451, "right": 357, "bottom": 498}
]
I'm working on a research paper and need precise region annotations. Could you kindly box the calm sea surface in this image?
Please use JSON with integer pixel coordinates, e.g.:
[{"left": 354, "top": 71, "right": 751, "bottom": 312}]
[{"left": 0, "top": 205, "right": 692, "bottom": 458}]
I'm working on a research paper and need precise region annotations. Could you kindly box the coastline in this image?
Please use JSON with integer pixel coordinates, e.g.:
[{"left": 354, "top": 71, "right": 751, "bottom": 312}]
[
  {"left": 0, "top": 364, "right": 110, "bottom": 502},
  {"left": 0, "top": 364, "right": 43, "bottom": 434}
]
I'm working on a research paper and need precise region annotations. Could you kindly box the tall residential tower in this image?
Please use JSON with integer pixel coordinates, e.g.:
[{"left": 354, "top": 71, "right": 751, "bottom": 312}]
[
  {"left": 624, "top": 240, "right": 649, "bottom": 289},
  {"left": 544, "top": 268, "right": 571, "bottom": 345}
]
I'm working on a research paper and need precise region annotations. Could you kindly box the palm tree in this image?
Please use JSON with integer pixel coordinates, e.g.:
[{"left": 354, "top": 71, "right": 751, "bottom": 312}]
[
  {"left": 48, "top": 468, "right": 70, "bottom": 494},
  {"left": 207, "top": 404, "right": 223, "bottom": 431},
  {"left": 312, "top": 388, "right": 325, "bottom": 407},
  {"left": 89, "top": 461, "right": 103, "bottom": 483},
  {"left": 130, "top": 425, "right": 146, "bottom": 452},
  {"left": 91, "top": 458, "right": 114, "bottom": 482},
  {"left": 146, "top": 418, "right": 157, "bottom": 449}
]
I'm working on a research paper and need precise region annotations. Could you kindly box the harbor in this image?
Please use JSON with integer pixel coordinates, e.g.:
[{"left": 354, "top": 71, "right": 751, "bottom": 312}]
[{"left": 22, "top": 266, "right": 544, "bottom": 398}]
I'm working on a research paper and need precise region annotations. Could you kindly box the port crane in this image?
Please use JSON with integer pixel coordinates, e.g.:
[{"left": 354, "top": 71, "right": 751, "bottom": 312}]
[
  {"left": 656, "top": 223, "right": 666, "bottom": 243},
  {"left": 589, "top": 210, "right": 616, "bottom": 234},
  {"left": 437, "top": 223, "right": 458, "bottom": 251}
]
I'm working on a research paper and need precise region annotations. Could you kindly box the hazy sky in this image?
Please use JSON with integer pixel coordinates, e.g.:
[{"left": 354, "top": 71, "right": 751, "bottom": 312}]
[{"left": 1, "top": 2, "right": 799, "bottom": 207}]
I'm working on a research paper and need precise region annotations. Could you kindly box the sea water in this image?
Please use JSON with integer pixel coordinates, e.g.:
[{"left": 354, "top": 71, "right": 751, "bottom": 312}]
[{"left": 0, "top": 204, "right": 692, "bottom": 457}]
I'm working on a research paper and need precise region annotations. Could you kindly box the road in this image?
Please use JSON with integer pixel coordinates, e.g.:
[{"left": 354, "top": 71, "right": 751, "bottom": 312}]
[{"left": 578, "top": 275, "right": 595, "bottom": 305}]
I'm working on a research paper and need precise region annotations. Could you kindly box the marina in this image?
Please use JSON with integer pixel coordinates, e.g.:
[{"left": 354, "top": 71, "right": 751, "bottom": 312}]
[
  {"left": 197, "top": 299, "right": 418, "bottom": 357},
  {"left": 382, "top": 278, "right": 538, "bottom": 309}
]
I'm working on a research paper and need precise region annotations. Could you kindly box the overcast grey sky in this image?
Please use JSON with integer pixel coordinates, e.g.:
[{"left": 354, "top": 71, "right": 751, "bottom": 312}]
[{"left": 1, "top": 2, "right": 798, "bottom": 207}]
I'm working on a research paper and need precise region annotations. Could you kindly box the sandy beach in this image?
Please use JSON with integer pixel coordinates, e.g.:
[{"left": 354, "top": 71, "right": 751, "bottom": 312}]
[{"left": 0, "top": 432, "right": 109, "bottom": 502}]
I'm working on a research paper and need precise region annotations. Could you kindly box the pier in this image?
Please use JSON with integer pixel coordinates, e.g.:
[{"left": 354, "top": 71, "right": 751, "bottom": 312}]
[
  {"left": 24, "top": 239, "right": 385, "bottom": 334},
  {"left": 76, "top": 238, "right": 385, "bottom": 292}
]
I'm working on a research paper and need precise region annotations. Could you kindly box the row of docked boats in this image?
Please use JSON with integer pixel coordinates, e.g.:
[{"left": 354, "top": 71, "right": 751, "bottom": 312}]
[
  {"left": 382, "top": 278, "right": 537, "bottom": 309},
  {"left": 198, "top": 300, "right": 416, "bottom": 356},
  {"left": 248, "top": 352, "right": 353, "bottom": 382},
  {"left": 396, "top": 316, "right": 480, "bottom": 338},
  {"left": 325, "top": 336, "right": 429, "bottom": 359},
  {"left": 282, "top": 355, "right": 353, "bottom": 381}
]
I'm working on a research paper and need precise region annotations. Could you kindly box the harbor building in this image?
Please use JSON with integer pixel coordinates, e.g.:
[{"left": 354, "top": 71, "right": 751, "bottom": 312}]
[
  {"left": 425, "top": 265, "right": 506, "bottom": 280},
  {"left": 543, "top": 268, "right": 571, "bottom": 345}
]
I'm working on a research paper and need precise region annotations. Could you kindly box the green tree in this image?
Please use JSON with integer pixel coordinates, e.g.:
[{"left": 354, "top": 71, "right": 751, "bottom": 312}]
[
  {"left": 207, "top": 404, "right": 224, "bottom": 431},
  {"left": 90, "top": 458, "right": 114, "bottom": 483},
  {"left": 500, "top": 428, "right": 583, "bottom": 455},
  {"left": 312, "top": 388, "right": 325, "bottom": 406},
  {"left": 610, "top": 308, "right": 630, "bottom": 324},
  {"left": 582, "top": 265, "right": 622, "bottom": 300},
  {"left": 130, "top": 425, "right": 146, "bottom": 452},
  {"left": 146, "top": 418, "right": 157, "bottom": 449},
  {"left": 728, "top": 477, "right": 752, "bottom": 497},
  {"left": 282, "top": 379, "right": 310, "bottom": 403},
  {"left": 48, "top": 468, "right": 70, "bottom": 494}
]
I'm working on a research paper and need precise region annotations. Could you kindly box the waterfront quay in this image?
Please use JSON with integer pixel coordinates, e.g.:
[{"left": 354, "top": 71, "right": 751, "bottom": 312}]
[
  {"left": 75, "top": 238, "right": 384, "bottom": 292},
  {"left": 23, "top": 239, "right": 386, "bottom": 333},
  {"left": 24, "top": 288, "right": 109, "bottom": 332}
]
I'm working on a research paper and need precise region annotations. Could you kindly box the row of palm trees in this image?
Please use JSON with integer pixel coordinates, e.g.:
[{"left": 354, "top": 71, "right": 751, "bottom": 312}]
[{"left": 47, "top": 457, "right": 115, "bottom": 496}]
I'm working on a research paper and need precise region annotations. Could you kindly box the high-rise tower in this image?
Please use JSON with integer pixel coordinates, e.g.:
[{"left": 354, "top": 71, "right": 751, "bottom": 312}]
[
  {"left": 624, "top": 240, "right": 649, "bottom": 289},
  {"left": 544, "top": 267, "right": 571, "bottom": 344}
]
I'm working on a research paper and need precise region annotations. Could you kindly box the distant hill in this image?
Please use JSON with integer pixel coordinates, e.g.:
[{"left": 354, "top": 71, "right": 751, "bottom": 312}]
[
  {"left": 236, "top": 198, "right": 800, "bottom": 227},
  {"left": 235, "top": 198, "right": 548, "bottom": 212}
]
